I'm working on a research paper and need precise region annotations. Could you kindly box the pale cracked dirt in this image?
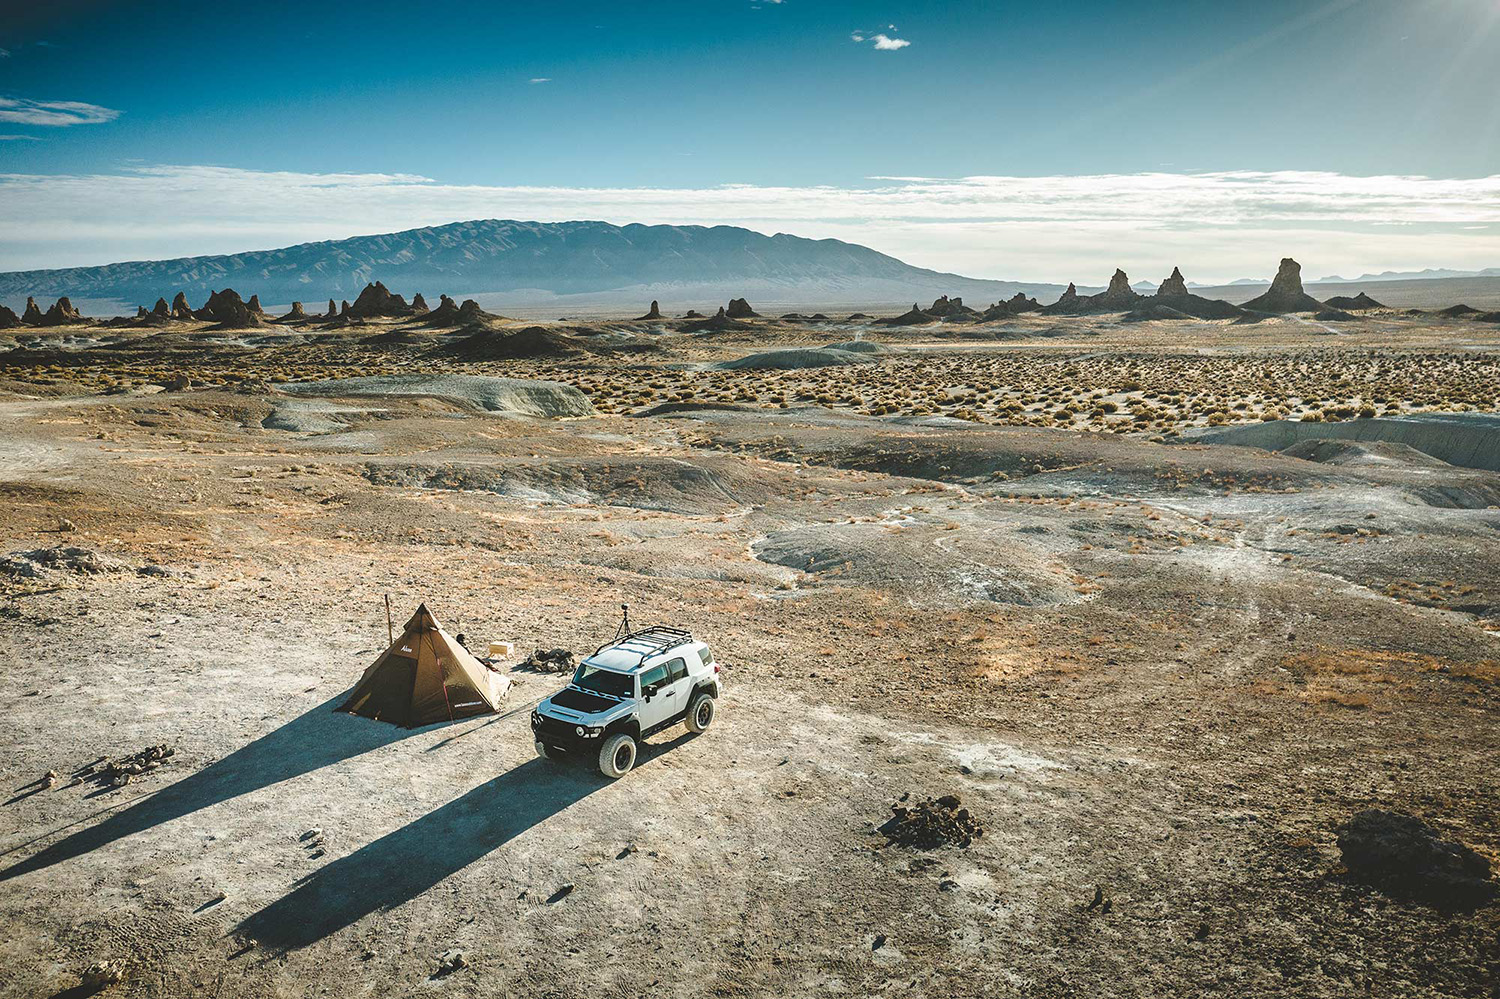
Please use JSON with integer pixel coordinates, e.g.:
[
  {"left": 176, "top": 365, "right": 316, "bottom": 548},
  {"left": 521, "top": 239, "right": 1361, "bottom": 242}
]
[{"left": 0, "top": 313, "right": 1498, "bottom": 998}]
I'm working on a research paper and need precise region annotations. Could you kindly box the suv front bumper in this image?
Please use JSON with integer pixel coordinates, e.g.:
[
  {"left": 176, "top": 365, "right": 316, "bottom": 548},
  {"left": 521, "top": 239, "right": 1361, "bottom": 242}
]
[{"left": 532, "top": 711, "right": 605, "bottom": 752}]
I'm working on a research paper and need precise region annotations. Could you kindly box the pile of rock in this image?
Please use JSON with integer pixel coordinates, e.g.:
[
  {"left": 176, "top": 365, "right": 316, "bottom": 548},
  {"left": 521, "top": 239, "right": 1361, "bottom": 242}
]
[
  {"left": 1337, "top": 809, "right": 1496, "bottom": 907},
  {"left": 725, "top": 298, "right": 760, "bottom": 319},
  {"left": 521, "top": 647, "right": 576, "bottom": 673},
  {"left": 28, "top": 296, "right": 86, "bottom": 326},
  {"left": 74, "top": 744, "right": 176, "bottom": 791},
  {"left": 277, "top": 301, "right": 308, "bottom": 322},
  {"left": 1, "top": 545, "right": 122, "bottom": 579},
  {"left": 171, "top": 292, "right": 194, "bottom": 319},
  {"left": 880, "top": 794, "right": 983, "bottom": 849},
  {"left": 633, "top": 300, "right": 663, "bottom": 321},
  {"left": 0, "top": 304, "right": 20, "bottom": 328}
]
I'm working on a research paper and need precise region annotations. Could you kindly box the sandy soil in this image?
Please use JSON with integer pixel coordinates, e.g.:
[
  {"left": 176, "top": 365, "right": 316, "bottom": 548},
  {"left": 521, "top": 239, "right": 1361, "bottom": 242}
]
[{"left": 1, "top": 310, "right": 1497, "bottom": 997}]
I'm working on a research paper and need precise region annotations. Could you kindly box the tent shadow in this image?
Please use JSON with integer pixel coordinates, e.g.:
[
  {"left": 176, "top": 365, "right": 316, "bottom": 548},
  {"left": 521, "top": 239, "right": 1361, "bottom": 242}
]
[
  {"left": 0, "top": 695, "right": 425, "bottom": 882},
  {"left": 238, "top": 731, "right": 696, "bottom": 951}
]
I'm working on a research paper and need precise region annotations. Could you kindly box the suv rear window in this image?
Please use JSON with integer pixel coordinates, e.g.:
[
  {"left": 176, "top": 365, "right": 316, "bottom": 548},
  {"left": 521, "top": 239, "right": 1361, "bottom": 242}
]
[{"left": 696, "top": 648, "right": 714, "bottom": 667}]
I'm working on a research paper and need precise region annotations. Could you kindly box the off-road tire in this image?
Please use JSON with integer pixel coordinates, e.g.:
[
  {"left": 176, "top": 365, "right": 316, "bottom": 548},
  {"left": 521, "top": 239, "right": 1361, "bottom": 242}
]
[
  {"left": 598, "top": 733, "right": 637, "bottom": 778},
  {"left": 686, "top": 692, "right": 716, "bottom": 733},
  {"left": 535, "top": 741, "right": 557, "bottom": 760}
]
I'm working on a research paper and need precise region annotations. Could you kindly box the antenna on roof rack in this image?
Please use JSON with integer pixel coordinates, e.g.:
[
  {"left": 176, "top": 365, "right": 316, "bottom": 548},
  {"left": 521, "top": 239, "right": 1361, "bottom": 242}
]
[{"left": 612, "top": 603, "right": 631, "bottom": 641}]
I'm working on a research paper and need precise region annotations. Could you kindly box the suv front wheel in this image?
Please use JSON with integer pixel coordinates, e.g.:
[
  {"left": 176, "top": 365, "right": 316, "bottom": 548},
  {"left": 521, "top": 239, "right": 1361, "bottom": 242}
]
[
  {"left": 685, "top": 692, "right": 716, "bottom": 733},
  {"left": 598, "top": 733, "right": 637, "bottom": 778}
]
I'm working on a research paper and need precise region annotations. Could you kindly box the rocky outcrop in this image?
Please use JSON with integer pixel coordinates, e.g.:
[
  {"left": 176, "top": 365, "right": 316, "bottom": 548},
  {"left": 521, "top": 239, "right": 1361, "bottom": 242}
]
[
  {"left": 1145, "top": 267, "right": 1245, "bottom": 319},
  {"left": 171, "top": 292, "right": 193, "bottom": 319},
  {"left": 0, "top": 304, "right": 19, "bottom": 328},
  {"left": 151, "top": 297, "right": 171, "bottom": 319},
  {"left": 681, "top": 306, "right": 753, "bottom": 332},
  {"left": 340, "top": 300, "right": 350, "bottom": 317},
  {"left": 1240, "top": 258, "right": 1325, "bottom": 313},
  {"left": 22, "top": 297, "right": 44, "bottom": 324},
  {"left": 926, "top": 296, "right": 978, "bottom": 320},
  {"left": 725, "top": 298, "right": 759, "bottom": 319},
  {"left": 634, "top": 300, "right": 663, "bottom": 321},
  {"left": 1323, "top": 291, "right": 1384, "bottom": 311},
  {"left": 246, "top": 294, "right": 264, "bottom": 315},
  {"left": 420, "top": 294, "right": 462, "bottom": 326},
  {"left": 411, "top": 292, "right": 429, "bottom": 312},
  {"left": 1043, "top": 272, "right": 1141, "bottom": 315},
  {"left": 348, "top": 281, "right": 416, "bottom": 320},
  {"left": 135, "top": 306, "right": 149, "bottom": 319},
  {"left": 40, "top": 297, "right": 85, "bottom": 326},
  {"left": 877, "top": 304, "right": 937, "bottom": 327},
  {"left": 1156, "top": 267, "right": 1189, "bottom": 298},
  {"left": 680, "top": 310, "right": 705, "bottom": 319},
  {"left": 326, "top": 298, "right": 338, "bottom": 319},
  {"left": 458, "top": 299, "right": 487, "bottom": 323},
  {"left": 194, "top": 289, "right": 262, "bottom": 328},
  {"left": 277, "top": 301, "right": 307, "bottom": 322},
  {"left": 1004, "top": 292, "right": 1041, "bottom": 314}
]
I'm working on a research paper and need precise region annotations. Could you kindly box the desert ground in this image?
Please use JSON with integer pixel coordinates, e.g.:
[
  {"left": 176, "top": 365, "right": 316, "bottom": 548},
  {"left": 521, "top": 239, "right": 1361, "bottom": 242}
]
[{"left": 1, "top": 300, "right": 1498, "bottom": 997}]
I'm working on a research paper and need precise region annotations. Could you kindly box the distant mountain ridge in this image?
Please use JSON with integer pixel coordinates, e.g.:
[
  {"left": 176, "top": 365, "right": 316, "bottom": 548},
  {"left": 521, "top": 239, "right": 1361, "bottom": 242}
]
[{"left": 0, "top": 219, "right": 1065, "bottom": 311}]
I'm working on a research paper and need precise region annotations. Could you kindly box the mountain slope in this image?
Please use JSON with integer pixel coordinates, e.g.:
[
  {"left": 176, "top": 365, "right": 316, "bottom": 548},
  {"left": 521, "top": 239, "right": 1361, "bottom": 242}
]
[{"left": 0, "top": 219, "right": 1062, "bottom": 310}]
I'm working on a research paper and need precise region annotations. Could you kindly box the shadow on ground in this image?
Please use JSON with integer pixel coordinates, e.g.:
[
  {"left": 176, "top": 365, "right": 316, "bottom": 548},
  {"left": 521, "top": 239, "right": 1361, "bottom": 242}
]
[
  {"left": 1, "top": 695, "right": 424, "bottom": 881},
  {"left": 238, "top": 732, "right": 696, "bottom": 950}
]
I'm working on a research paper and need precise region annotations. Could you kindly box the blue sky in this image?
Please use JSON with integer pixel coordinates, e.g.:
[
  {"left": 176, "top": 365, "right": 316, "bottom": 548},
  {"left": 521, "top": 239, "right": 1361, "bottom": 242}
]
[{"left": 3, "top": 0, "right": 1499, "bottom": 281}]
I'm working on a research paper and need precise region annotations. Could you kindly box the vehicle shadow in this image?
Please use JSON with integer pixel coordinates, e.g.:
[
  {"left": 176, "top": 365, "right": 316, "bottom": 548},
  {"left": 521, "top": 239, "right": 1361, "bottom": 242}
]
[
  {"left": 0, "top": 695, "right": 425, "bottom": 882},
  {"left": 238, "top": 731, "right": 696, "bottom": 951}
]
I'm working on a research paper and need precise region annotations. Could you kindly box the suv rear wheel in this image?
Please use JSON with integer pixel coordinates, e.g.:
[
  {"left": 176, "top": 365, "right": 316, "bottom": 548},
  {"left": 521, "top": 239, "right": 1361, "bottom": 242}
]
[
  {"left": 598, "top": 733, "right": 637, "bottom": 778},
  {"left": 686, "top": 692, "right": 716, "bottom": 733}
]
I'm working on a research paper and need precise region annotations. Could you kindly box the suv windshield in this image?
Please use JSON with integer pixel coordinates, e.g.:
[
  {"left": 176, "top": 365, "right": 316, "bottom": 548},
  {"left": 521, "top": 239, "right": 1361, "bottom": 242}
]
[{"left": 572, "top": 663, "right": 634, "bottom": 699}]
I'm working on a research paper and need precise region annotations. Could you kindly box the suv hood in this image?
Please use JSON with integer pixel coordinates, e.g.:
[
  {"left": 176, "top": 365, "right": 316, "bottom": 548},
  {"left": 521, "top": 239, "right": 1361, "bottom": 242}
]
[{"left": 542, "top": 686, "right": 633, "bottom": 722}]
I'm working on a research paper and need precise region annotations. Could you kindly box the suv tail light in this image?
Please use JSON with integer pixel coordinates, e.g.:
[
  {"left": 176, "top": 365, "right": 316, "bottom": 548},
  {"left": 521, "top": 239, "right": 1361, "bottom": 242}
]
[{"left": 713, "top": 664, "right": 720, "bottom": 673}]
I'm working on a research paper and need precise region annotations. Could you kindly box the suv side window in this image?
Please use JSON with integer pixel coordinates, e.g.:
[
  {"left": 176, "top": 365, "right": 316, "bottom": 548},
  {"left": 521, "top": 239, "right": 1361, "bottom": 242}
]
[
  {"left": 665, "top": 657, "right": 688, "bottom": 683},
  {"left": 696, "top": 647, "right": 714, "bottom": 667},
  {"left": 640, "top": 663, "right": 669, "bottom": 694}
]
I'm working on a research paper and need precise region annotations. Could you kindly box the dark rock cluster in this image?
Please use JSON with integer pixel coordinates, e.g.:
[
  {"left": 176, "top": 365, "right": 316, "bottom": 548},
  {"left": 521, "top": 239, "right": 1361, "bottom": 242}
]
[
  {"left": 880, "top": 794, "right": 983, "bottom": 849},
  {"left": 1337, "top": 809, "right": 1496, "bottom": 908},
  {"left": 725, "top": 298, "right": 759, "bottom": 319}
]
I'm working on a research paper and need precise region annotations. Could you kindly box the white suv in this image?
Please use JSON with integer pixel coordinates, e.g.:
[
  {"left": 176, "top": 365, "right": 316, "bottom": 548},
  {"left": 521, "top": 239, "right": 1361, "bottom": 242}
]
[{"left": 530, "top": 626, "right": 722, "bottom": 778}]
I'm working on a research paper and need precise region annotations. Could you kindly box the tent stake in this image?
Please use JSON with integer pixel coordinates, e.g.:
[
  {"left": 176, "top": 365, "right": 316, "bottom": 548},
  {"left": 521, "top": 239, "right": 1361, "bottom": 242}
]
[{"left": 384, "top": 594, "right": 393, "bottom": 645}]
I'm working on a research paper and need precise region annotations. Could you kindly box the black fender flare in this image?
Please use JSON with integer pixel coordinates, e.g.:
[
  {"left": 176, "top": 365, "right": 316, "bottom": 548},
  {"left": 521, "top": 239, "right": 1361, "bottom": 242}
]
[
  {"left": 691, "top": 680, "right": 719, "bottom": 699},
  {"left": 605, "top": 715, "right": 641, "bottom": 740}
]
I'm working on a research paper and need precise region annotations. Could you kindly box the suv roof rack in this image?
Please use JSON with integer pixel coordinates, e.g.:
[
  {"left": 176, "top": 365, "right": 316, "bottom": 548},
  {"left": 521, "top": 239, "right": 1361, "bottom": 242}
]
[{"left": 594, "top": 624, "right": 693, "bottom": 664}]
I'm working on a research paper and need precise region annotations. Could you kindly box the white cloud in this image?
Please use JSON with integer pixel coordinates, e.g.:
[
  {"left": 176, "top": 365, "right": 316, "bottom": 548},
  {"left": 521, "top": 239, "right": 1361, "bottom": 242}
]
[
  {"left": 0, "top": 134, "right": 40, "bottom": 141},
  {"left": 852, "top": 30, "right": 910, "bottom": 50},
  {"left": 0, "top": 97, "right": 121, "bottom": 127},
  {"left": 528, "top": 77, "right": 551, "bottom": 84},
  {"left": 2, "top": 165, "right": 1499, "bottom": 281},
  {"left": 0, "top": 48, "right": 10, "bottom": 58}
]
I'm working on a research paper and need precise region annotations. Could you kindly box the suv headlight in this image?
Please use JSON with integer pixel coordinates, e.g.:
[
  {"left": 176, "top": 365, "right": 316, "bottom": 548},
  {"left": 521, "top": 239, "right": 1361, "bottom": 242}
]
[
  {"left": 575, "top": 725, "right": 585, "bottom": 736},
  {"left": 587, "top": 726, "right": 603, "bottom": 737}
]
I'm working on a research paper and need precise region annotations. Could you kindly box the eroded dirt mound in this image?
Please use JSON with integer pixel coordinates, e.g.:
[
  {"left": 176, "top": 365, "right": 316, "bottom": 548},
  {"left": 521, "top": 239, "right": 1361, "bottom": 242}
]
[
  {"left": 881, "top": 794, "right": 983, "bottom": 849},
  {"left": 1337, "top": 809, "right": 1497, "bottom": 908},
  {"left": 753, "top": 521, "right": 1080, "bottom": 606},
  {"left": 363, "top": 456, "right": 752, "bottom": 514},
  {"left": 1281, "top": 438, "right": 1451, "bottom": 469},
  {"left": 715, "top": 348, "right": 877, "bottom": 371},
  {"left": 1, "top": 546, "right": 123, "bottom": 579},
  {"left": 277, "top": 375, "right": 594, "bottom": 418},
  {"left": 429, "top": 325, "right": 589, "bottom": 361}
]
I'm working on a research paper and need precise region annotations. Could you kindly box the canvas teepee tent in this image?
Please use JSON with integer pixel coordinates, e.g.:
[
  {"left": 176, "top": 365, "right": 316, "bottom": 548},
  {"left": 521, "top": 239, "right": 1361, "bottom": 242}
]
[{"left": 339, "top": 603, "right": 510, "bottom": 727}]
